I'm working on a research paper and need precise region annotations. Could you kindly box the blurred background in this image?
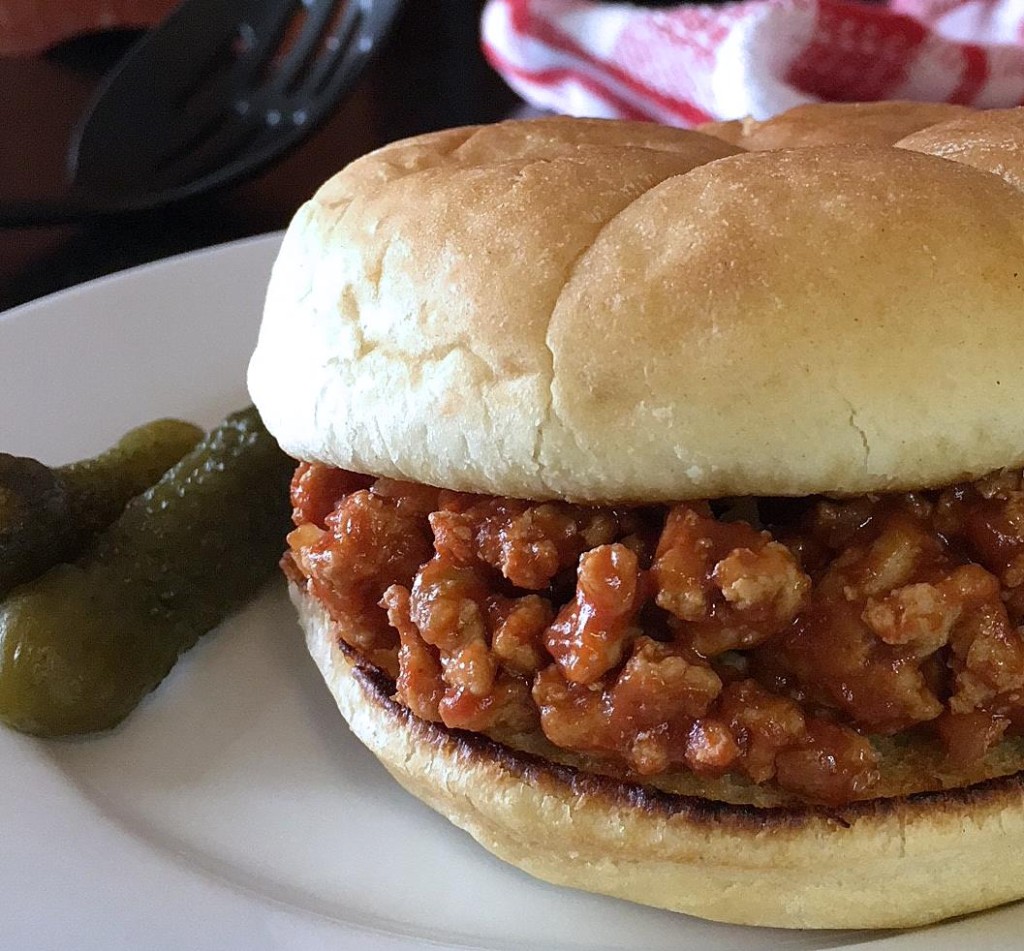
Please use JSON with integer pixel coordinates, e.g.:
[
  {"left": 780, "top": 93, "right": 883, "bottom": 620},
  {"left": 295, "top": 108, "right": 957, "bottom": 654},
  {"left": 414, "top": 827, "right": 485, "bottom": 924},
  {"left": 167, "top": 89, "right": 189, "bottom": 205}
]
[
  {"left": 0, "top": 0, "right": 518, "bottom": 309},
  {"left": 2, "top": 0, "right": 1019, "bottom": 310}
]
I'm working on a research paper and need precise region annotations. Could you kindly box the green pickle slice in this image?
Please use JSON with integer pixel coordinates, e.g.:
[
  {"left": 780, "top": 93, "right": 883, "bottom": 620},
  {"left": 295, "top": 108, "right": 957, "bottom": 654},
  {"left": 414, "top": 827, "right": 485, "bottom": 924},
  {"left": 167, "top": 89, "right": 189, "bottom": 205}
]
[
  {"left": 0, "top": 454, "right": 71, "bottom": 597},
  {"left": 0, "top": 407, "right": 293, "bottom": 736},
  {"left": 59, "top": 418, "right": 205, "bottom": 538},
  {"left": 0, "top": 418, "right": 203, "bottom": 599}
]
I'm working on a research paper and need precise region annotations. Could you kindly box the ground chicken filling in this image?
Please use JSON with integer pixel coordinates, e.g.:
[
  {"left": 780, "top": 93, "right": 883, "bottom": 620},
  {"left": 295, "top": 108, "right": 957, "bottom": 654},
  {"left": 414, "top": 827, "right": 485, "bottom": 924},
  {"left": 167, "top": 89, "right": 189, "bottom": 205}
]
[{"left": 284, "top": 463, "right": 1024, "bottom": 805}]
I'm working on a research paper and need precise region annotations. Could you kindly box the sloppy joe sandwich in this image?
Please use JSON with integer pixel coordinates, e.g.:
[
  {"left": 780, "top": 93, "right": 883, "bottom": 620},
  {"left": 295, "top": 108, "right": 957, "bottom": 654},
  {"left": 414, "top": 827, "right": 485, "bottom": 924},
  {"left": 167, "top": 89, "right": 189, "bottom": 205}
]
[{"left": 248, "top": 106, "right": 1024, "bottom": 929}]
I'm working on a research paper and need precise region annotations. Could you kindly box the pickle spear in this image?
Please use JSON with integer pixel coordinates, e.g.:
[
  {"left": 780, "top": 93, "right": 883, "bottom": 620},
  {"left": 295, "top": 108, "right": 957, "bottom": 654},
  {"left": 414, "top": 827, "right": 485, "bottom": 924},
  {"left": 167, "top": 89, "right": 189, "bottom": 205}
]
[
  {"left": 0, "top": 407, "right": 293, "bottom": 736},
  {"left": 0, "top": 419, "right": 203, "bottom": 598},
  {"left": 0, "top": 454, "right": 70, "bottom": 597},
  {"left": 59, "top": 418, "right": 205, "bottom": 537}
]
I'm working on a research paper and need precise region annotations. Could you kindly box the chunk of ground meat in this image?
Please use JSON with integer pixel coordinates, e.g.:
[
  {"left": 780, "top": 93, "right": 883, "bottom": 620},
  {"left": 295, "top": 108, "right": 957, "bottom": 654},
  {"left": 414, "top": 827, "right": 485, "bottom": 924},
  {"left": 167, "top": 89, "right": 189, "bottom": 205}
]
[
  {"left": 543, "top": 544, "right": 647, "bottom": 684},
  {"left": 382, "top": 584, "right": 444, "bottom": 722},
  {"left": 773, "top": 721, "right": 880, "bottom": 806},
  {"left": 387, "top": 566, "right": 541, "bottom": 733},
  {"left": 718, "top": 679, "right": 807, "bottom": 783},
  {"left": 429, "top": 496, "right": 622, "bottom": 589},
  {"left": 408, "top": 556, "right": 495, "bottom": 697},
  {"left": 532, "top": 663, "right": 609, "bottom": 753},
  {"left": 489, "top": 594, "right": 553, "bottom": 675},
  {"left": 948, "top": 601, "right": 1024, "bottom": 713},
  {"left": 936, "top": 710, "right": 1011, "bottom": 765},
  {"left": 770, "top": 595, "right": 945, "bottom": 733},
  {"left": 652, "top": 504, "right": 811, "bottom": 654},
  {"left": 610, "top": 637, "right": 723, "bottom": 729},
  {"left": 824, "top": 510, "right": 945, "bottom": 601},
  {"left": 683, "top": 719, "right": 741, "bottom": 775},
  {"left": 536, "top": 636, "right": 728, "bottom": 777},
  {"left": 290, "top": 462, "right": 373, "bottom": 528},
  {"left": 439, "top": 673, "right": 538, "bottom": 734},
  {"left": 289, "top": 484, "right": 435, "bottom": 661},
  {"left": 859, "top": 565, "right": 996, "bottom": 659},
  {"left": 767, "top": 511, "right": 974, "bottom": 733}
]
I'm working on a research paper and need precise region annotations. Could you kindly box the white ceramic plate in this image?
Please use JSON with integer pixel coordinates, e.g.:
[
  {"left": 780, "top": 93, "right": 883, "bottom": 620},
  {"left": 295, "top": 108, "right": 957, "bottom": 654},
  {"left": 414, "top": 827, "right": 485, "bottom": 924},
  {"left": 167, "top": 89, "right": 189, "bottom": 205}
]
[{"left": 1, "top": 235, "right": 1021, "bottom": 951}]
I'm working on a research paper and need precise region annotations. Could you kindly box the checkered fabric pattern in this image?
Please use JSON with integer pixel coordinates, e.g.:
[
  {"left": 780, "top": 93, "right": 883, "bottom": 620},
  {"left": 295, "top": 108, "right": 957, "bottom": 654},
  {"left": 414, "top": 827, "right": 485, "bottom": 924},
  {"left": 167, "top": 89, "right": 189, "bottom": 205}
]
[{"left": 481, "top": 0, "right": 1024, "bottom": 124}]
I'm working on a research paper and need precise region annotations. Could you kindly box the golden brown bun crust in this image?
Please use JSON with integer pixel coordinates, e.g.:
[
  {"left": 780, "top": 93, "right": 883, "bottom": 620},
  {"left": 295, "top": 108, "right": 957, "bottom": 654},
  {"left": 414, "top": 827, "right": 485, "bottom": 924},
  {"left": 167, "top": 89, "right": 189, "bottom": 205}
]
[
  {"left": 897, "top": 106, "right": 1024, "bottom": 191},
  {"left": 698, "top": 100, "right": 974, "bottom": 150},
  {"left": 294, "top": 582, "right": 1024, "bottom": 929},
  {"left": 250, "top": 114, "right": 1024, "bottom": 503}
]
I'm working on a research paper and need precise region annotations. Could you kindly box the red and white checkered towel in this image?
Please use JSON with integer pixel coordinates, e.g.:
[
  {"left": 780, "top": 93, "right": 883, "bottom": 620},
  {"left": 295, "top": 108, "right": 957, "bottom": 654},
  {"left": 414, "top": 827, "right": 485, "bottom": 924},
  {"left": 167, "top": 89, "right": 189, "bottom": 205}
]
[{"left": 480, "top": 0, "right": 1024, "bottom": 125}]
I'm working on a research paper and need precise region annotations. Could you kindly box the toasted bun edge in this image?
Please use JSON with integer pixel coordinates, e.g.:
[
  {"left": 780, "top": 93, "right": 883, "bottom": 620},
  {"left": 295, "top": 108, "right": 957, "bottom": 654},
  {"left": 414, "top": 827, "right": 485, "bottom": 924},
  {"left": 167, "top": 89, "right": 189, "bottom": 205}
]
[{"left": 293, "top": 581, "right": 1024, "bottom": 929}]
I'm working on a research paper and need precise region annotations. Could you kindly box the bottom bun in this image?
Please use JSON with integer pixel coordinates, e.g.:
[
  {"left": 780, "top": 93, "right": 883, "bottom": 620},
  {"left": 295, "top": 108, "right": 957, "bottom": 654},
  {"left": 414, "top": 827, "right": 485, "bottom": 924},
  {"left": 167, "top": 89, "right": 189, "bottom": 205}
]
[{"left": 292, "top": 581, "right": 1024, "bottom": 929}]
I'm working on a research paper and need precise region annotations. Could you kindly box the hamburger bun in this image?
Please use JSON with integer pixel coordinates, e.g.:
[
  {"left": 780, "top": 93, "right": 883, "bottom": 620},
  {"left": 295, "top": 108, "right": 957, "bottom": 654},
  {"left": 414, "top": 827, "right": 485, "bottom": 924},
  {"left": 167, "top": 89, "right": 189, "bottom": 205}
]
[
  {"left": 249, "top": 117, "right": 1024, "bottom": 504},
  {"left": 295, "top": 582, "right": 1024, "bottom": 929},
  {"left": 896, "top": 106, "right": 1024, "bottom": 190},
  {"left": 249, "top": 107, "right": 1024, "bottom": 930},
  {"left": 698, "top": 100, "right": 974, "bottom": 150}
]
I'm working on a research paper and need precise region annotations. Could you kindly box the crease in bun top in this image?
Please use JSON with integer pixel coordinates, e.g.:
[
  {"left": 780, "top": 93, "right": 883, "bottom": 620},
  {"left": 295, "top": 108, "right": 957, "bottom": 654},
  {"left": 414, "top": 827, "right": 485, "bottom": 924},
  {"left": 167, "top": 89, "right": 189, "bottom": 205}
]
[{"left": 248, "top": 105, "right": 1024, "bottom": 930}]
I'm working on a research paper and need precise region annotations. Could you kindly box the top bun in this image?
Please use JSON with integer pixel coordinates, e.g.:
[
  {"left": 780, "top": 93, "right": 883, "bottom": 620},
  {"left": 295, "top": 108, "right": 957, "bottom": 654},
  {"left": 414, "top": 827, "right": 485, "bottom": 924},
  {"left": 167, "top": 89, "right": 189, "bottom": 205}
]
[
  {"left": 249, "top": 113, "right": 1024, "bottom": 504},
  {"left": 698, "top": 100, "right": 974, "bottom": 150},
  {"left": 896, "top": 106, "right": 1024, "bottom": 190}
]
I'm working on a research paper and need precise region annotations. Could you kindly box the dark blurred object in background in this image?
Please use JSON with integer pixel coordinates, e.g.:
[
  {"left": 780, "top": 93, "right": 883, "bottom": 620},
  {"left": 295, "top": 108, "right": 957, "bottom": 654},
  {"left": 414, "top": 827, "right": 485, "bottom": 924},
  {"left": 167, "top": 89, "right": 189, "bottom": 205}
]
[
  {"left": 36, "top": 0, "right": 407, "bottom": 222},
  {"left": 0, "top": 0, "right": 177, "bottom": 56},
  {"left": 0, "top": 0, "right": 519, "bottom": 309}
]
